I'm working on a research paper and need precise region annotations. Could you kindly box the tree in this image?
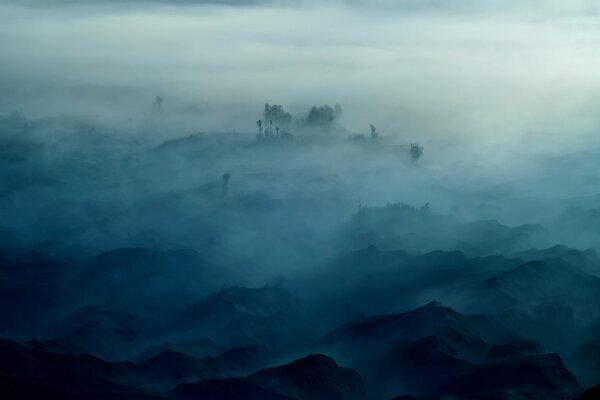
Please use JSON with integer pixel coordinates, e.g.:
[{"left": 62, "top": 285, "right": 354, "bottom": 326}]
[
  {"left": 222, "top": 173, "right": 231, "bottom": 197},
  {"left": 302, "top": 104, "right": 343, "bottom": 130},
  {"left": 263, "top": 104, "right": 292, "bottom": 126},
  {"left": 410, "top": 143, "right": 424, "bottom": 161},
  {"left": 256, "top": 117, "right": 294, "bottom": 143},
  {"left": 256, "top": 120, "right": 264, "bottom": 141},
  {"left": 152, "top": 96, "right": 164, "bottom": 112},
  {"left": 370, "top": 124, "right": 378, "bottom": 140},
  {"left": 306, "top": 105, "right": 334, "bottom": 127}
]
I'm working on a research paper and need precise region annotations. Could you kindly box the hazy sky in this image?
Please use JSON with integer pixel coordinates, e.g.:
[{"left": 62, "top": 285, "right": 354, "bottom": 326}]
[{"left": 1, "top": 0, "right": 600, "bottom": 140}]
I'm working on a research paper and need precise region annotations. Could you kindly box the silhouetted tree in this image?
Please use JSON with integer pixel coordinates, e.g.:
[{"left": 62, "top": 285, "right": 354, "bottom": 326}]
[
  {"left": 153, "top": 96, "right": 164, "bottom": 112},
  {"left": 256, "top": 120, "right": 264, "bottom": 141},
  {"left": 222, "top": 173, "right": 231, "bottom": 197},
  {"left": 264, "top": 104, "right": 292, "bottom": 126},
  {"left": 256, "top": 104, "right": 297, "bottom": 143},
  {"left": 305, "top": 105, "right": 337, "bottom": 128},
  {"left": 410, "top": 143, "right": 424, "bottom": 161},
  {"left": 370, "top": 124, "right": 378, "bottom": 140}
]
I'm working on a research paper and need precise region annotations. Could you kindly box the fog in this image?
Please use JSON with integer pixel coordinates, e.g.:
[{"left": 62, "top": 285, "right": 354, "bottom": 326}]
[
  {"left": 2, "top": 0, "right": 600, "bottom": 144},
  {"left": 2, "top": 1, "right": 600, "bottom": 400}
]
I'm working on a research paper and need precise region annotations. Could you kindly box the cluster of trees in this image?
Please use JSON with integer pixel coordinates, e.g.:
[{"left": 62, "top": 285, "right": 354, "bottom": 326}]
[
  {"left": 254, "top": 103, "right": 424, "bottom": 162},
  {"left": 147, "top": 95, "right": 422, "bottom": 160},
  {"left": 302, "top": 104, "right": 343, "bottom": 128},
  {"left": 256, "top": 104, "right": 294, "bottom": 142},
  {"left": 256, "top": 103, "right": 344, "bottom": 143},
  {"left": 256, "top": 119, "right": 294, "bottom": 142},
  {"left": 263, "top": 103, "right": 292, "bottom": 126}
]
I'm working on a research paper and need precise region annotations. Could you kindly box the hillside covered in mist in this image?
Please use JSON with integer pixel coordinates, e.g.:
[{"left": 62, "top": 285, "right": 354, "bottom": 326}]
[
  {"left": 4, "top": 0, "right": 600, "bottom": 399},
  {"left": 2, "top": 105, "right": 600, "bottom": 399}
]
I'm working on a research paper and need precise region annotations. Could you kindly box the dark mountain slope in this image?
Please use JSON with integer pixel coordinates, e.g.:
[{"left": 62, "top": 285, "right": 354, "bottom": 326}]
[
  {"left": 172, "top": 353, "right": 367, "bottom": 400},
  {"left": 175, "top": 286, "right": 306, "bottom": 349},
  {"left": 249, "top": 354, "right": 368, "bottom": 400},
  {"left": 438, "top": 353, "right": 581, "bottom": 400}
]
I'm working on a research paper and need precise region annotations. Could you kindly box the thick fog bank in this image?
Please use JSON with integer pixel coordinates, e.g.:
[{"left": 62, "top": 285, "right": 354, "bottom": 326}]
[
  {"left": 3, "top": 0, "right": 600, "bottom": 144},
  {"left": 3, "top": 1, "right": 600, "bottom": 399}
]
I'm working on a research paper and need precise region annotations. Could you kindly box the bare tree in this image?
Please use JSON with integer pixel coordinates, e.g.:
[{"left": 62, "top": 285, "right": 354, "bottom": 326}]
[
  {"left": 222, "top": 173, "right": 231, "bottom": 197},
  {"left": 152, "top": 96, "right": 164, "bottom": 112},
  {"left": 256, "top": 120, "right": 264, "bottom": 141},
  {"left": 410, "top": 143, "right": 424, "bottom": 161},
  {"left": 370, "top": 124, "right": 378, "bottom": 140}
]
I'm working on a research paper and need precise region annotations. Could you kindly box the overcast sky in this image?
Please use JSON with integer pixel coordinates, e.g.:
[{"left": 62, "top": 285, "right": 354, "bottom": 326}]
[{"left": 1, "top": 0, "right": 600, "bottom": 140}]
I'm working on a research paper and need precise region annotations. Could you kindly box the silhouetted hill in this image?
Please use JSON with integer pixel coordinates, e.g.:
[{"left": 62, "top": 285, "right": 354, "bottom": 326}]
[
  {"left": 323, "top": 302, "right": 510, "bottom": 398},
  {"left": 176, "top": 286, "right": 306, "bottom": 348},
  {"left": 485, "top": 339, "right": 544, "bottom": 361},
  {"left": 453, "top": 219, "right": 547, "bottom": 257},
  {"left": 390, "top": 397, "right": 435, "bottom": 400},
  {"left": 135, "top": 345, "right": 271, "bottom": 389},
  {"left": 0, "top": 337, "right": 272, "bottom": 396},
  {"left": 316, "top": 246, "right": 521, "bottom": 316},
  {"left": 172, "top": 377, "right": 293, "bottom": 400},
  {"left": 324, "top": 301, "right": 498, "bottom": 352},
  {"left": 579, "top": 384, "right": 600, "bottom": 400},
  {"left": 172, "top": 354, "right": 367, "bottom": 400},
  {"left": 137, "top": 350, "right": 213, "bottom": 387},
  {"left": 0, "top": 249, "right": 69, "bottom": 336},
  {"left": 78, "top": 248, "right": 221, "bottom": 319},
  {"left": 571, "top": 343, "right": 600, "bottom": 387},
  {"left": 37, "top": 305, "right": 148, "bottom": 361},
  {"left": 134, "top": 338, "right": 223, "bottom": 362},
  {"left": 378, "top": 334, "right": 474, "bottom": 397},
  {"left": 347, "top": 203, "right": 547, "bottom": 256},
  {"left": 249, "top": 354, "right": 368, "bottom": 400},
  {"left": 478, "top": 258, "right": 600, "bottom": 319},
  {"left": 513, "top": 245, "right": 600, "bottom": 275},
  {"left": 0, "top": 339, "right": 134, "bottom": 396},
  {"left": 438, "top": 354, "right": 581, "bottom": 400},
  {"left": 23, "top": 337, "right": 76, "bottom": 355}
]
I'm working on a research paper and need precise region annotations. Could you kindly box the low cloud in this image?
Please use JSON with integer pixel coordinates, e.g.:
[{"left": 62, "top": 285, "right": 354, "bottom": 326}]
[{"left": 1, "top": 0, "right": 600, "bottom": 143}]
